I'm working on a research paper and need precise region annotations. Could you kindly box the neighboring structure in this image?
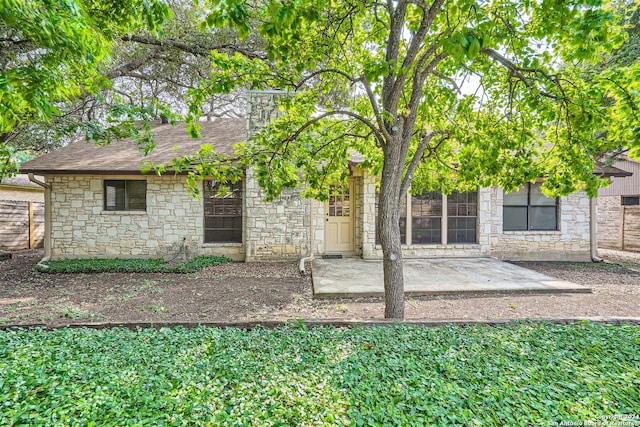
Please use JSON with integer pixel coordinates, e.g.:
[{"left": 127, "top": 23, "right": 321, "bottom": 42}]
[
  {"left": 0, "top": 174, "right": 45, "bottom": 250},
  {"left": 20, "top": 91, "right": 620, "bottom": 262},
  {"left": 597, "top": 157, "right": 640, "bottom": 252}
]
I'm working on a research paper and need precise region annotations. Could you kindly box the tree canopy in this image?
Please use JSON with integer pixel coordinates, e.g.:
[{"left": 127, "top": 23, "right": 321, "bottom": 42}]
[
  {"left": 181, "top": 0, "right": 639, "bottom": 318},
  {"left": 0, "top": 0, "right": 172, "bottom": 179}
]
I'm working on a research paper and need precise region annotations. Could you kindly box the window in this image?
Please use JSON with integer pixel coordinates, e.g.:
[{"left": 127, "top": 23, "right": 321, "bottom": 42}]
[
  {"left": 104, "top": 180, "right": 147, "bottom": 211},
  {"left": 328, "top": 185, "right": 351, "bottom": 217},
  {"left": 204, "top": 180, "right": 242, "bottom": 243},
  {"left": 412, "top": 190, "right": 442, "bottom": 244},
  {"left": 447, "top": 190, "right": 477, "bottom": 243},
  {"left": 503, "top": 183, "right": 558, "bottom": 231},
  {"left": 622, "top": 196, "right": 640, "bottom": 206},
  {"left": 376, "top": 189, "right": 477, "bottom": 245}
]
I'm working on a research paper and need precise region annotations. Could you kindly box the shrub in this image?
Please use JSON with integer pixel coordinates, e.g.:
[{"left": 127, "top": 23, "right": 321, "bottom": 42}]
[{"left": 35, "top": 256, "right": 231, "bottom": 274}]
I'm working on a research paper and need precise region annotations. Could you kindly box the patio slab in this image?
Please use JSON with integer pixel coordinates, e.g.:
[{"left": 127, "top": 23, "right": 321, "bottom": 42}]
[{"left": 312, "top": 257, "right": 590, "bottom": 298}]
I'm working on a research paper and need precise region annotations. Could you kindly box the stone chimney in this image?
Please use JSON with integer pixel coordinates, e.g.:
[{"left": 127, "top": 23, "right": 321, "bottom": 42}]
[{"left": 245, "top": 90, "right": 291, "bottom": 137}]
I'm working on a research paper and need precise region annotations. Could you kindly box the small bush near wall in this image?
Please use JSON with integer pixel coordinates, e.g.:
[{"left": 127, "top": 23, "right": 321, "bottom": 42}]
[{"left": 35, "top": 256, "right": 231, "bottom": 274}]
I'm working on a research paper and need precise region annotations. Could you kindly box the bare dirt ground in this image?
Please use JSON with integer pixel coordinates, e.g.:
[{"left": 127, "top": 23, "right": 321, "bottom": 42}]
[{"left": 1, "top": 249, "right": 639, "bottom": 326}]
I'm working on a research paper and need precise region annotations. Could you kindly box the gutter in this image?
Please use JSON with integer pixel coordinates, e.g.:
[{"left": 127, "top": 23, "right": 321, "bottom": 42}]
[
  {"left": 27, "top": 174, "right": 52, "bottom": 266},
  {"left": 590, "top": 196, "right": 602, "bottom": 262},
  {"left": 299, "top": 198, "right": 314, "bottom": 274}
]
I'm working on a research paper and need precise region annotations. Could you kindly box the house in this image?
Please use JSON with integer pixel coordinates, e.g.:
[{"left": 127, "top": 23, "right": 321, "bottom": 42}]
[
  {"left": 597, "top": 157, "right": 640, "bottom": 252},
  {"left": 20, "top": 91, "right": 624, "bottom": 263},
  {"left": 0, "top": 174, "right": 45, "bottom": 250}
]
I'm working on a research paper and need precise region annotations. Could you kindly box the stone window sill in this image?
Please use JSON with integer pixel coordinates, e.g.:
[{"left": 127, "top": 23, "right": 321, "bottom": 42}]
[
  {"left": 101, "top": 210, "right": 147, "bottom": 215},
  {"left": 201, "top": 242, "right": 244, "bottom": 247},
  {"left": 502, "top": 230, "right": 561, "bottom": 234}
]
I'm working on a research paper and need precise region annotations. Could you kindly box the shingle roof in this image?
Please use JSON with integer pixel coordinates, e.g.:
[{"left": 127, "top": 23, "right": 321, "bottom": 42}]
[
  {"left": 20, "top": 119, "right": 247, "bottom": 175},
  {"left": 593, "top": 162, "right": 633, "bottom": 178}
]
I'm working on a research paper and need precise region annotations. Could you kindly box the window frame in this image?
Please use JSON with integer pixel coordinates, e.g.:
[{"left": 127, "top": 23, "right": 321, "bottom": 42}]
[
  {"left": 503, "top": 183, "right": 558, "bottom": 232},
  {"left": 375, "top": 189, "right": 478, "bottom": 245},
  {"left": 203, "top": 180, "right": 243, "bottom": 244},
  {"left": 103, "top": 179, "right": 147, "bottom": 212},
  {"left": 446, "top": 190, "right": 478, "bottom": 244},
  {"left": 621, "top": 196, "right": 640, "bottom": 206}
]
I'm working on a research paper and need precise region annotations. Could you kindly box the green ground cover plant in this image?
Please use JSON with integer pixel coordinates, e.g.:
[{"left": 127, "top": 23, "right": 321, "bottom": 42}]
[
  {"left": 0, "top": 323, "right": 638, "bottom": 426},
  {"left": 34, "top": 256, "right": 231, "bottom": 274}
]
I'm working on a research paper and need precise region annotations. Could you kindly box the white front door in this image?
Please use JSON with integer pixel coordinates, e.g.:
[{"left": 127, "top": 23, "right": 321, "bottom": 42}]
[{"left": 325, "top": 183, "right": 353, "bottom": 252}]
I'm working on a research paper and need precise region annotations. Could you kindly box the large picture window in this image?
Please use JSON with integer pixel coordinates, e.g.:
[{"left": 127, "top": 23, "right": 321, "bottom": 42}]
[
  {"left": 376, "top": 189, "right": 477, "bottom": 245},
  {"left": 204, "top": 180, "right": 243, "bottom": 243},
  {"left": 503, "top": 183, "right": 558, "bottom": 231},
  {"left": 104, "top": 180, "right": 147, "bottom": 211}
]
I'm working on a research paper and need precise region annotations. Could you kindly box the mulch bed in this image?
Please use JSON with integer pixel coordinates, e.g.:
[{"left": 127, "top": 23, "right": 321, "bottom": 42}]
[{"left": 1, "top": 249, "right": 639, "bottom": 327}]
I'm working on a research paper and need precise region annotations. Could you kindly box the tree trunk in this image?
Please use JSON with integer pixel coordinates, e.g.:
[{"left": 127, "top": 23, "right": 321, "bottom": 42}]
[{"left": 378, "top": 141, "right": 406, "bottom": 319}]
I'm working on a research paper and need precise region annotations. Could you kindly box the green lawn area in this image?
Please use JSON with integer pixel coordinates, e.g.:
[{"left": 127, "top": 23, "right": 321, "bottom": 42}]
[{"left": 1, "top": 323, "right": 638, "bottom": 426}]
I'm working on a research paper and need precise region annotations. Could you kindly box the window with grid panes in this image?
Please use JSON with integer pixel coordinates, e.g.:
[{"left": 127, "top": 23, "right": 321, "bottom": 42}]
[
  {"left": 375, "top": 189, "right": 477, "bottom": 245},
  {"left": 411, "top": 190, "right": 442, "bottom": 244},
  {"left": 203, "top": 180, "right": 242, "bottom": 243},
  {"left": 447, "top": 190, "right": 477, "bottom": 243}
]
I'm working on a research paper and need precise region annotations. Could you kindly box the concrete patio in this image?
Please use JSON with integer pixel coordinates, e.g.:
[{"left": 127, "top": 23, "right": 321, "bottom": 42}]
[{"left": 312, "top": 257, "right": 590, "bottom": 298}]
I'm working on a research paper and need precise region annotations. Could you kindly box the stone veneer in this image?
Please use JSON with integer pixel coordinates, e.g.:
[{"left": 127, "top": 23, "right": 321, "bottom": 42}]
[
  {"left": 361, "top": 186, "right": 592, "bottom": 262},
  {"left": 48, "top": 174, "right": 245, "bottom": 260},
  {"left": 243, "top": 90, "right": 326, "bottom": 260},
  {"left": 244, "top": 168, "right": 324, "bottom": 261},
  {"left": 44, "top": 89, "right": 594, "bottom": 262}
]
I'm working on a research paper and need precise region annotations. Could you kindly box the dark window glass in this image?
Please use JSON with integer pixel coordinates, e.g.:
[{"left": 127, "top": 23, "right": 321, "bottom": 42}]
[
  {"left": 503, "top": 206, "right": 528, "bottom": 231},
  {"left": 104, "top": 180, "right": 146, "bottom": 211},
  {"left": 503, "top": 183, "right": 558, "bottom": 231},
  {"left": 204, "top": 180, "right": 242, "bottom": 243},
  {"left": 447, "top": 190, "right": 477, "bottom": 243},
  {"left": 622, "top": 196, "right": 640, "bottom": 206},
  {"left": 412, "top": 190, "right": 442, "bottom": 244}
]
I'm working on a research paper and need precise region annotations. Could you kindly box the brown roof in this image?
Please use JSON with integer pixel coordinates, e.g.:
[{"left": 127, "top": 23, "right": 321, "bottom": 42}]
[
  {"left": 20, "top": 119, "right": 247, "bottom": 175},
  {"left": 593, "top": 162, "right": 633, "bottom": 178}
]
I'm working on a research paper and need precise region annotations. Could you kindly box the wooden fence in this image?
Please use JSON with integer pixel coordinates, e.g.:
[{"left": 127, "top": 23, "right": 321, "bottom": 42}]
[{"left": 0, "top": 201, "right": 45, "bottom": 250}]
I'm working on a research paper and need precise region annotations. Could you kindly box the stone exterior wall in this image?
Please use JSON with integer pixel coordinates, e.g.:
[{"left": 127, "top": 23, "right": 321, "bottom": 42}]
[
  {"left": 244, "top": 168, "right": 324, "bottom": 261},
  {"left": 243, "top": 89, "right": 324, "bottom": 261},
  {"left": 44, "top": 89, "right": 594, "bottom": 262},
  {"left": 597, "top": 195, "right": 622, "bottom": 250},
  {"left": 47, "top": 174, "right": 245, "bottom": 260},
  {"left": 361, "top": 184, "right": 592, "bottom": 262},
  {"left": 487, "top": 187, "right": 591, "bottom": 261}
]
